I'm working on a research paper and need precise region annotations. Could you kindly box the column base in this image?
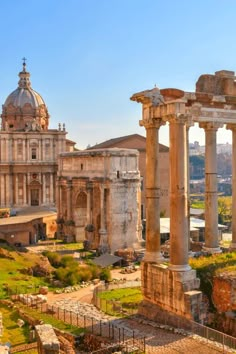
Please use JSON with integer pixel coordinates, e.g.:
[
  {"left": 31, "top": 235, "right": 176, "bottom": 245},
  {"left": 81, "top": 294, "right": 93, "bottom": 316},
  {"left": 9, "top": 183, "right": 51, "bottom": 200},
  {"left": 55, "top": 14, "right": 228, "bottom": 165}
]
[
  {"left": 143, "top": 251, "right": 164, "bottom": 263},
  {"left": 202, "top": 246, "right": 222, "bottom": 254},
  {"left": 168, "top": 264, "right": 192, "bottom": 272},
  {"left": 229, "top": 243, "right": 236, "bottom": 251}
]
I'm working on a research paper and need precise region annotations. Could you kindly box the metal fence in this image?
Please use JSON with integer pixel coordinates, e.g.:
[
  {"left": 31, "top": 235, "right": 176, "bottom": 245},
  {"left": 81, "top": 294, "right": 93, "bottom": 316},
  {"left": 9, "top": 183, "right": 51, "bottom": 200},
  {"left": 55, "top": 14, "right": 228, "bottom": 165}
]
[
  {"left": 18, "top": 299, "right": 146, "bottom": 353},
  {"left": 93, "top": 280, "right": 141, "bottom": 316},
  {"left": 94, "top": 281, "right": 236, "bottom": 352}
]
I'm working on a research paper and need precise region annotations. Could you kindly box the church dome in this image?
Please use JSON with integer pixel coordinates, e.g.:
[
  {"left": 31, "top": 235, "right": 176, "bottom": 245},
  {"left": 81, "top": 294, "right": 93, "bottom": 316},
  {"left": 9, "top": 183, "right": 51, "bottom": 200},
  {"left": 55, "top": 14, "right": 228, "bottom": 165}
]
[
  {"left": 1, "top": 60, "right": 50, "bottom": 131},
  {"left": 4, "top": 86, "right": 45, "bottom": 108}
]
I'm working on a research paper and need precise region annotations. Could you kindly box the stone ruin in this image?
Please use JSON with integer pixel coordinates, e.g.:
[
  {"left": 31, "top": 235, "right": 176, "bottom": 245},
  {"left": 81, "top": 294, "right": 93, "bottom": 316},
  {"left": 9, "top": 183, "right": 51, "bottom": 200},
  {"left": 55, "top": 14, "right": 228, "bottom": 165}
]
[{"left": 131, "top": 70, "right": 236, "bottom": 324}]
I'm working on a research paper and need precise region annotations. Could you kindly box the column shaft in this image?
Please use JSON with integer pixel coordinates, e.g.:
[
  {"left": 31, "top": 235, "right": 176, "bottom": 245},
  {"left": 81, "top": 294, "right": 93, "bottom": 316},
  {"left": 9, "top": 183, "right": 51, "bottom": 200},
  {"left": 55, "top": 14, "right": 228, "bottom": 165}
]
[
  {"left": 144, "top": 122, "right": 163, "bottom": 263},
  {"left": 203, "top": 125, "right": 220, "bottom": 251},
  {"left": 169, "top": 117, "right": 190, "bottom": 271},
  {"left": 227, "top": 126, "right": 236, "bottom": 249},
  {"left": 15, "top": 174, "right": 19, "bottom": 206},
  {"left": 66, "top": 182, "right": 72, "bottom": 220}
]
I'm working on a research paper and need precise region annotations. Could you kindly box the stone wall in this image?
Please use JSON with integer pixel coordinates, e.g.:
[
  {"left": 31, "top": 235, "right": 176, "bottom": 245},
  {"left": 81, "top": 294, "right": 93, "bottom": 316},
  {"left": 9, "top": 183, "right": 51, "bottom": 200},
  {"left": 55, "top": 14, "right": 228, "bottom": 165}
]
[
  {"left": 139, "top": 262, "right": 205, "bottom": 323},
  {"left": 212, "top": 273, "right": 236, "bottom": 313}
]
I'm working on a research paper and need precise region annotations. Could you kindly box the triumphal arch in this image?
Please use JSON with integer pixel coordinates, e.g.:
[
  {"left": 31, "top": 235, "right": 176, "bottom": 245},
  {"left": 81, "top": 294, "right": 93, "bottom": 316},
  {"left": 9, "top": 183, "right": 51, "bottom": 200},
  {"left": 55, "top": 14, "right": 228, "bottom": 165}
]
[{"left": 131, "top": 70, "right": 236, "bottom": 323}]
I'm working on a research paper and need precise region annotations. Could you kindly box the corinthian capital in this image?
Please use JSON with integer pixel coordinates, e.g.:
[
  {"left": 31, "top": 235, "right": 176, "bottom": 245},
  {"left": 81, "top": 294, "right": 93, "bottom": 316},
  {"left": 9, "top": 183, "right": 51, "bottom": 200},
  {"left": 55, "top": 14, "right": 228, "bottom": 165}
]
[
  {"left": 166, "top": 113, "right": 190, "bottom": 125},
  {"left": 139, "top": 118, "right": 165, "bottom": 130},
  {"left": 226, "top": 123, "right": 236, "bottom": 131},
  {"left": 199, "top": 122, "right": 224, "bottom": 131}
]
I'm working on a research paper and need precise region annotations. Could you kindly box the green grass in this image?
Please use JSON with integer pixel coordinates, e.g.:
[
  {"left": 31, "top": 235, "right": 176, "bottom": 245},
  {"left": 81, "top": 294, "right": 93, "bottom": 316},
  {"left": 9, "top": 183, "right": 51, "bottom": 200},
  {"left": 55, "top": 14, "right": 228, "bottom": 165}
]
[
  {"left": 189, "top": 252, "right": 236, "bottom": 310},
  {"left": 97, "top": 287, "right": 142, "bottom": 316},
  {"left": 17, "top": 304, "right": 84, "bottom": 335},
  {"left": 190, "top": 200, "right": 205, "bottom": 209},
  {"left": 0, "top": 303, "right": 32, "bottom": 347},
  {"left": 0, "top": 247, "right": 52, "bottom": 299},
  {"left": 46, "top": 242, "right": 84, "bottom": 251}
]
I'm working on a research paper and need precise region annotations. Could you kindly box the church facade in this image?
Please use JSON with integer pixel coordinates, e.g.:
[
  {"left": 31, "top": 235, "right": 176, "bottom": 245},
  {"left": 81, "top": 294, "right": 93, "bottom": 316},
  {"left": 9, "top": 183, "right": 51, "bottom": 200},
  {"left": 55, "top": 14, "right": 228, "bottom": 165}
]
[{"left": 0, "top": 62, "right": 74, "bottom": 209}]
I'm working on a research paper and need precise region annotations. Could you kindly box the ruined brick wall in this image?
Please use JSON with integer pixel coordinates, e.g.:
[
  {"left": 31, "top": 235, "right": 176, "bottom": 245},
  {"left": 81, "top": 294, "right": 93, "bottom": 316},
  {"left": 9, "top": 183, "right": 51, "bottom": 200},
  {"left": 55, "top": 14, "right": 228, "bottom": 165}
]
[{"left": 212, "top": 274, "right": 236, "bottom": 313}]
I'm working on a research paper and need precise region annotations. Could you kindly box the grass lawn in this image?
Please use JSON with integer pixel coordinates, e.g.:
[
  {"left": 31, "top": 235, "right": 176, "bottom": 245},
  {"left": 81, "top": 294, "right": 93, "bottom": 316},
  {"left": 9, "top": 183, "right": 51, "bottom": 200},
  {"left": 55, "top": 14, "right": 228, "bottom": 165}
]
[
  {"left": 17, "top": 303, "right": 84, "bottom": 336},
  {"left": 97, "top": 287, "right": 142, "bottom": 316},
  {"left": 0, "top": 303, "right": 31, "bottom": 347},
  {"left": 0, "top": 246, "right": 51, "bottom": 299}
]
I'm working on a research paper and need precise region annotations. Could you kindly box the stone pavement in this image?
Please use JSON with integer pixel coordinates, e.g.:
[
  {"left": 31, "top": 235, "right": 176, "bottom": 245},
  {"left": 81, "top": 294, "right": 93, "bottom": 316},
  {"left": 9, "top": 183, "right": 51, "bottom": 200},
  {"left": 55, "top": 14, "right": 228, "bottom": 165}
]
[{"left": 50, "top": 298, "right": 231, "bottom": 353}]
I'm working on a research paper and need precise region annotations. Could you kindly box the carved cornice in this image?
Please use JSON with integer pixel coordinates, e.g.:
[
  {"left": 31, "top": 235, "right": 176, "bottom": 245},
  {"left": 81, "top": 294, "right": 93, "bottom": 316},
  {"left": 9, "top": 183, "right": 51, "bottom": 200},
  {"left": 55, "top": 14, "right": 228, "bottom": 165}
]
[
  {"left": 130, "top": 87, "right": 164, "bottom": 106},
  {"left": 188, "top": 104, "right": 236, "bottom": 124}
]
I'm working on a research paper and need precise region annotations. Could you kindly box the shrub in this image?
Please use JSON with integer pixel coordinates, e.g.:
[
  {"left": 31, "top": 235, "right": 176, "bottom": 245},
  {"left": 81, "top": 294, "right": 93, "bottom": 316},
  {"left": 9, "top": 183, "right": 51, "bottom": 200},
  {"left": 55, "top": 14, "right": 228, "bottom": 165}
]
[
  {"left": 99, "top": 268, "right": 111, "bottom": 282},
  {"left": 44, "top": 251, "right": 61, "bottom": 268},
  {"left": 60, "top": 255, "right": 77, "bottom": 268}
]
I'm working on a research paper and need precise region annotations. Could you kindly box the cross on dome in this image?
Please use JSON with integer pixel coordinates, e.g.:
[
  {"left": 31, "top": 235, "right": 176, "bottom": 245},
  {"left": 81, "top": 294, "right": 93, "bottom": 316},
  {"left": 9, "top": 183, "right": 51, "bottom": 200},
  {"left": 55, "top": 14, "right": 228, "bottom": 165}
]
[{"left": 22, "top": 57, "right": 27, "bottom": 72}]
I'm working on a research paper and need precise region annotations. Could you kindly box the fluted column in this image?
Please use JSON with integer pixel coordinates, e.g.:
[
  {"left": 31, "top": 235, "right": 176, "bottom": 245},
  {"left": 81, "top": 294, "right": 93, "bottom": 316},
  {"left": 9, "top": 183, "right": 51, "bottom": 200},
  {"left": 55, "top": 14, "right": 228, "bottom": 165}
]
[
  {"left": 66, "top": 180, "right": 72, "bottom": 220},
  {"left": 226, "top": 124, "right": 236, "bottom": 249},
  {"left": 200, "top": 122, "right": 222, "bottom": 253},
  {"left": 168, "top": 115, "right": 191, "bottom": 271},
  {"left": 142, "top": 119, "right": 164, "bottom": 263}
]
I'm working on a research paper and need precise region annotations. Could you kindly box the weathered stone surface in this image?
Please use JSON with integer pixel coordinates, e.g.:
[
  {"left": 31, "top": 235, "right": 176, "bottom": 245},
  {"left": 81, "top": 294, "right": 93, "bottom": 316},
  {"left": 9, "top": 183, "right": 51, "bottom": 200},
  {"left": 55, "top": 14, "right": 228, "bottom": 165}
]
[
  {"left": 35, "top": 324, "right": 60, "bottom": 353},
  {"left": 57, "top": 149, "right": 142, "bottom": 252}
]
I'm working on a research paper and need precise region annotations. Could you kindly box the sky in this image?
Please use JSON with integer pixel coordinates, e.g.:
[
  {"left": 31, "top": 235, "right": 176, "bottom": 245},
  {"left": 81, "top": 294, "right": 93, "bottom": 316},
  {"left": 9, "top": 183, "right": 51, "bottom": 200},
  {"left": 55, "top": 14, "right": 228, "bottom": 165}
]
[{"left": 0, "top": 0, "right": 235, "bottom": 149}]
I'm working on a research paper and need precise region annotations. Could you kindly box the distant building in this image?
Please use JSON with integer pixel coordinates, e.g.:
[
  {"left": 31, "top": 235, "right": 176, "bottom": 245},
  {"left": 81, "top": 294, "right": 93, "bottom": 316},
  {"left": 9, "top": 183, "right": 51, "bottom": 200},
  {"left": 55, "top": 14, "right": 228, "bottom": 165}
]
[
  {"left": 0, "top": 62, "right": 76, "bottom": 209},
  {"left": 89, "top": 134, "right": 170, "bottom": 218},
  {"left": 57, "top": 148, "right": 142, "bottom": 253}
]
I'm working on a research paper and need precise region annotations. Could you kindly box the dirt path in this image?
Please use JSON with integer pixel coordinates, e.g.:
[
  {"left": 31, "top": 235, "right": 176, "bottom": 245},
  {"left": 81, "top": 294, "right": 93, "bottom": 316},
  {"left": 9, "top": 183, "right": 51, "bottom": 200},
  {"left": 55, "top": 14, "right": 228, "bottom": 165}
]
[{"left": 46, "top": 268, "right": 141, "bottom": 304}]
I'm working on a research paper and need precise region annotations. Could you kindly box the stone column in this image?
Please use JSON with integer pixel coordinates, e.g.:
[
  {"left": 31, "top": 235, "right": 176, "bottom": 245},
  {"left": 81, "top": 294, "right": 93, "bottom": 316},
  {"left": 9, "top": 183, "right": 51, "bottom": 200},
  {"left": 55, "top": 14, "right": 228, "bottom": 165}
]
[
  {"left": 186, "top": 121, "right": 194, "bottom": 254},
  {"left": 199, "top": 122, "right": 222, "bottom": 253},
  {"left": 23, "top": 139, "right": 26, "bottom": 161},
  {"left": 27, "top": 173, "right": 31, "bottom": 205},
  {"left": 99, "top": 185, "right": 109, "bottom": 253},
  {"left": 42, "top": 174, "right": 46, "bottom": 205},
  {"left": 168, "top": 115, "right": 191, "bottom": 271},
  {"left": 142, "top": 120, "right": 164, "bottom": 263},
  {"left": 56, "top": 179, "right": 62, "bottom": 216},
  {"left": 14, "top": 174, "right": 18, "bottom": 206},
  {"left": 0, "top": 175, "right": 5, "bottom": 206},
  {"left": 23, "top": 174, "right": 27, "bottom": 205},
  {"left": 66, "top": 180, "right": 72, "bottom": 220},
  {"left": 50, "top": 173, "right": 54, "bottom": 204},
  {"left": 86, "top": 185, "right": 92, "bottom": 224},
  {"left": 8, "top": 174, "right": 13, "bottom": 206},
  {"left": 227, "top": 124, "right": 236, "bottom": 249}
]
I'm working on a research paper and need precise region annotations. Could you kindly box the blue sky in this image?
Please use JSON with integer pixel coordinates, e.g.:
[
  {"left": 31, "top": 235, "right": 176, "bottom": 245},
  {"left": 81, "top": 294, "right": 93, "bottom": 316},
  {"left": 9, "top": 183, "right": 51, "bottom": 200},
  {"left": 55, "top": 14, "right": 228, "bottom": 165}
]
[{"left": 0, "top": 0, "right": 235, "bottom": 148}]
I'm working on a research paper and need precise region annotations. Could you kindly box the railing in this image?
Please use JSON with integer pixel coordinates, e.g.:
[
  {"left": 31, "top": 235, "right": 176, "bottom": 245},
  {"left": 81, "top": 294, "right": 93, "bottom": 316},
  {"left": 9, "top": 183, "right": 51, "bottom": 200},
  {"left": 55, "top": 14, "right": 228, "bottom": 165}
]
[
  {"left": 94, "top": 280, "right": 236, "bottom": 352},
  {"left": 93, "top": 280, "right": 141, "bottom": 317},
  {"left": 16, "top": 299, "right": 145, "bottom": 353}
]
